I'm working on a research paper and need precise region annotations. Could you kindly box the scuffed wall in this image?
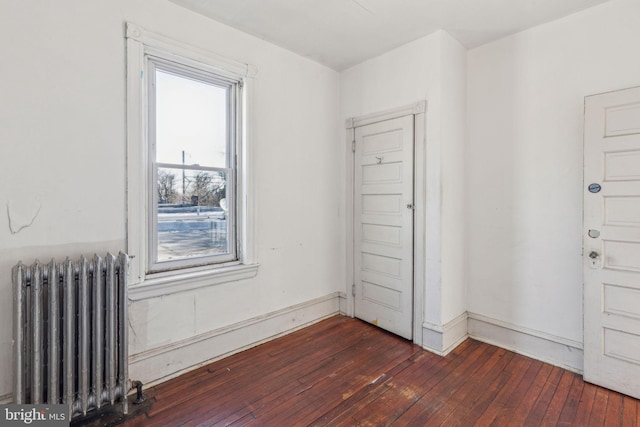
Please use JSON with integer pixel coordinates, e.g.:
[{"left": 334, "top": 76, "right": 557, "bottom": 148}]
[
  {"left": 0, "top": 0, "right": 342, "bottom": 398},
  {"left": 467, "top": 0, "right": 640, "bottom": 344}
]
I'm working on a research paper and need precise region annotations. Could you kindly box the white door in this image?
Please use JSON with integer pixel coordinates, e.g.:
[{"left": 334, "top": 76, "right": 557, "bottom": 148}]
[
  {"left": 354, "top": 115, "right": 414, "bottom": 339},
  {"left": 584, "top": 86, "right": 640, "bottom": 399}
]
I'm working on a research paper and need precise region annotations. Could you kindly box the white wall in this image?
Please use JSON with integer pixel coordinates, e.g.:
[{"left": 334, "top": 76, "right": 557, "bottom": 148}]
[
  {"left": 340, "top": 30, "right": 467, "bottom": 351},
  {"left": 5, "top": 0, "right": 638, "bottom": 403},
  {"left": 340, "top": 34, "right": 440, "bottom": 118},
  {"left": 439, "top": 34, "right": 467, "bottom": 326},
  {"left": 467, "top": 0, "right": 640, "bottom": 355},
  {"left": 0, "top": 0, "right": 342, "bottom": 398}
]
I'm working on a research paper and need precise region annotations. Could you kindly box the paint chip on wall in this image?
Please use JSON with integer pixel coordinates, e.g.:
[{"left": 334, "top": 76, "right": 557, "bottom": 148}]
[{"left": 7, "top": 200, "right": 42, "bottom": 234}]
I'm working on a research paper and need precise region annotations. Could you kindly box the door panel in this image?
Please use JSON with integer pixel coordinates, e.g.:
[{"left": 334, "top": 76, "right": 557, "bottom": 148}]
[
  {"left": 354, "top": 115, "right": 414, "bottom": 339},
  {"left": 584, "top": 86, "right": 640, "bottom": 399}
]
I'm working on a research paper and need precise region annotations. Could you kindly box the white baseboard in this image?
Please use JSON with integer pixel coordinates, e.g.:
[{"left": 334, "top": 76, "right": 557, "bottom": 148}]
[
  {"left": 468, "top": 312, "right": 583, "bottom": 374},
  {"left": 422, "top": 312, "right": 469, "bottom": 356},
  {"left": 129, "top": 292, "right": 341, "bottom": 388},
  {"left": 338, "top": 291, "right": 348, "bottom": 314}
]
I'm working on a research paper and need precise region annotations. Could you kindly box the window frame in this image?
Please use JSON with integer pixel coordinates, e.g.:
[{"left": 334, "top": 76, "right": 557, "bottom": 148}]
[
  {"left": 147, "top": 57, "right": 238, "bottom": 271},
  {"left": 126, "top": 23, "right": 258, "bottom": 300}
]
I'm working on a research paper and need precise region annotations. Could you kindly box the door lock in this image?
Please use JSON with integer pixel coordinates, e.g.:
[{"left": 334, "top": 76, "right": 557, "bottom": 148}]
[
  {"left": 406, "top": 204, "right": 415, "bottom": 210},
  {"left": 589, "top": 251, "right": 600, "bottom": 269}
]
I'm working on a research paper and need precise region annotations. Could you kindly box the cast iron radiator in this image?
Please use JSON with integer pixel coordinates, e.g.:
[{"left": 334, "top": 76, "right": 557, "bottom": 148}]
[{"left": 13, "top": 252, "right": 129, "bottom": 419}]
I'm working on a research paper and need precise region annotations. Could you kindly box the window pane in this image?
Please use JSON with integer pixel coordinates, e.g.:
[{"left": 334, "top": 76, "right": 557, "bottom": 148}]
[
  {"left": 156, "top": 167, "right": 230, "bottom": 261},
  {"left": 155, "top": 70, "right": 228, "bottom": 168}
]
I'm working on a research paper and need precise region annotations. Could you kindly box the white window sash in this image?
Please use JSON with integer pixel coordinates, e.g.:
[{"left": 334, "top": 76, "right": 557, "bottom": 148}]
[{"left": 147, "top": 57, "right": 238, "bottom": 272}]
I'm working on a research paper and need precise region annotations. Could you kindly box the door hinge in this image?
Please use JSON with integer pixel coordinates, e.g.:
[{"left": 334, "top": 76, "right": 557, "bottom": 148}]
[
  {"left": 352, "top": 140, "right": 356, "bottom": 153},
  {"left": 352, "top": 283, "right": 356, "bottom": 296}
]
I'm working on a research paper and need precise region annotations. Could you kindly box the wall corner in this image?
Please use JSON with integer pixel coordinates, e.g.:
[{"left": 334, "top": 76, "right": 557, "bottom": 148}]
[{"left": 422, "top": 311, "right": 469, "bottom": 356}]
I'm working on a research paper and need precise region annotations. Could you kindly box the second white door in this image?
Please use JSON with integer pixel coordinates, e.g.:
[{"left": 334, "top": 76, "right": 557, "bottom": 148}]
[
  {"left": 584, "top": 86, "right": 640, "bottom": 399},
  {"left": 354, "top": 115, "right": 414, "bottom": 339}
]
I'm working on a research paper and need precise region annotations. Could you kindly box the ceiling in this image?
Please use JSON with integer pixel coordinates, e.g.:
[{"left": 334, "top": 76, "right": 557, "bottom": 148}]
[{"left": 170, "top": 0, "right": 610, "bottom": 71}]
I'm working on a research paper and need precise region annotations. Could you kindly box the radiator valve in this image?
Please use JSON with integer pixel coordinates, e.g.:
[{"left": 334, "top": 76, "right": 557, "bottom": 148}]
[{"left": 131, "top": 380, "right": 145, "bottom": 404}]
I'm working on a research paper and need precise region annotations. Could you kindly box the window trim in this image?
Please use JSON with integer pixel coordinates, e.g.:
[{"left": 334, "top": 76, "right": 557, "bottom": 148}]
[{"left": 125, "top": 22, "right": 258, "bottom": 300}]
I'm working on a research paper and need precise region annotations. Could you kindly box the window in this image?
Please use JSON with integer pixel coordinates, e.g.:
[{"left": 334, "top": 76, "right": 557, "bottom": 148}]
[
  {"left": 126, "top": 23, "right": 258, "bottom": 298},
  {"left": 148, "top": 58, "right": 238, "bottom": 271}
]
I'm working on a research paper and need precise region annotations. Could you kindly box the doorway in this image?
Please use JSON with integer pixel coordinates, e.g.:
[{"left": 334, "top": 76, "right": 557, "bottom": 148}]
[{"left": 346, "top": 102, "right": 426, "bottom": 342}]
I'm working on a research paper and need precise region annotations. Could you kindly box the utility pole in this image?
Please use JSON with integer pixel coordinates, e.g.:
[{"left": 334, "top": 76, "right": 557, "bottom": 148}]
[{"left": 182, "top": 150, "right": 186, "bottom": 204}]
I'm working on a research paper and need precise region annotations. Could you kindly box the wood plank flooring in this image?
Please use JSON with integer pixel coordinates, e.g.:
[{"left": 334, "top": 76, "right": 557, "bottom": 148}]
[{"left": 95, "top": 315, "right": 639, "bottom": 426}]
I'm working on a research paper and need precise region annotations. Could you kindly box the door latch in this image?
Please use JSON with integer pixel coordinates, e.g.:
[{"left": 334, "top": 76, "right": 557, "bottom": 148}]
[
  {"left": 589, "top": 251, "right": 600, "bottom": 269},
  {"left": 406, "top": 204, "right": 415, "bottom": 210}
]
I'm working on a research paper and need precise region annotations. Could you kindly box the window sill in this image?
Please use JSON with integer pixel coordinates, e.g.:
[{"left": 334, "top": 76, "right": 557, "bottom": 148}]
[{"left": 128, "top": 263, "right": 259, "bottom": 301}]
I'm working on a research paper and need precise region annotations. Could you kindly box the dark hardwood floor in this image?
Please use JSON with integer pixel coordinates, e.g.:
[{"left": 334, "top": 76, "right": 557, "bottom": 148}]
[{"left": 98, "top": 315, "right": 638, "bottom": 426}]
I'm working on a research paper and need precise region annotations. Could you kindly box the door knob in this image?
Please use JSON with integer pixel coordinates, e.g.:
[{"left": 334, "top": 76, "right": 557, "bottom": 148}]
[{"left": 589, "top": 251, "right": 600, "bottom": 259}]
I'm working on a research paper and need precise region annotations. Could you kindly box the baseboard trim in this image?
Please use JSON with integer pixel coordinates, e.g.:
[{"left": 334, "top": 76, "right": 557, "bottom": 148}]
[
  {"left": 0, "top": 392, "right": 12, "bottom": 404},
  {"left": 129, "top": 292, "right": 341, "bottom": 388},
  {"left": 422, "top": 312, "right": 469, "bottom": 356},
  {"left": 468, "top": 312, "right": 583, "bottom": 374},
  {"left": 337, "top": 291, "right": 347, "bottom": 315}
]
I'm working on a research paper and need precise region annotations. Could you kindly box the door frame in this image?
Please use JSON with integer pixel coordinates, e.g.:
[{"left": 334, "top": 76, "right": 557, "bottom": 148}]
[{"left": 345, "top": 101, "right": 426, "bottom": 345}]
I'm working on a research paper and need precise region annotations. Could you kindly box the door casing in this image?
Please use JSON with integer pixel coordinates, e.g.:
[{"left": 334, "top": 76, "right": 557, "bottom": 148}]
[{"left": 345, "top": 101, "right": 426, "bottom": 345}]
